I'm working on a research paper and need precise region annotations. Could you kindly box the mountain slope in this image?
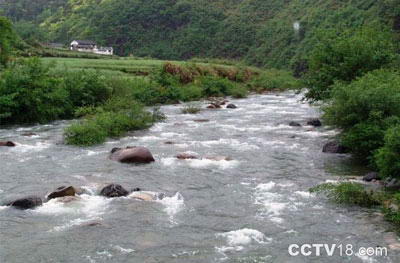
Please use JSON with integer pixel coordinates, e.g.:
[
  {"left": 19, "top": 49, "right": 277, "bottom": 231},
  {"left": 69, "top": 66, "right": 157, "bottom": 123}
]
[{"left": 1, "top": 0, "right": 398, "bottom": 68}]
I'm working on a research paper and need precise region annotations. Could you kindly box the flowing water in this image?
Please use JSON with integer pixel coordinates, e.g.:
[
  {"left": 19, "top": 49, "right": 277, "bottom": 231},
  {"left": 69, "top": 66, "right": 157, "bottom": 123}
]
[{"left": 0, "top": 92, "right": 399, "bottom": 263}]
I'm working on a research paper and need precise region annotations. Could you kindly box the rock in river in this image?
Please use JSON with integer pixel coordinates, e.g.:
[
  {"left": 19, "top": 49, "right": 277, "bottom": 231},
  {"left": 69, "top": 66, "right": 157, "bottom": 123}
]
[
  {"left": 100, "top": 184, "right": 129, "bottom": 198},
  {"left": 226, "top": 104, "right": 237, "bottom": 109},
  {"left": 47, "top": 186, "right": 76, "bottom": 200},
  {"left": 289, "top": 121, "right": 301, "bottom": 127},
  {"left": 0, "top": 141, "right": 16, "bottom": 147},
  {"left": 110, "top": 146, "right": 155, "bottom": 164},
  {"left": 176, "top": 153, "right": 199, "bottom": 160},
  {"left": 363, "top": 172, "right": 380, "bottom": 182},
  {"left": 307, "top": 118, "right": 322, "bottom": 127},
  {"left": 322, "top": 141, "right": 347, "bottom": 154},
  {"left": 7, "top": 196, "right": 43, "bottom": 210}
]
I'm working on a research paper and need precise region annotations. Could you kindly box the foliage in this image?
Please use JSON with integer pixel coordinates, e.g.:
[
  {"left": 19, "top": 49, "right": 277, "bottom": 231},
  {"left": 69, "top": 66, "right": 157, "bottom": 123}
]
[
  {"left": 0, "top": 16, "right": 16, "bottom": 66},
  {"left": 3, "top": 0, "right": 395, "bottom": 69},
  {"left": 0, "top": 57, "right": 68, "bottom": 124},
  {"left": 375, "top": 125, "right": 400, "bottom": 178},
  {"left": 304, "top": 26, "right": 396, "bottom": 101},
  {"left": 64, "top": 121, "right": 107, "bottom": 146},
  {"left": 248, "top": 69, "right": 300, "bottom": 92},
  {"left": 323, "top": 69, "right": 400, "bottom": 163},
  {"left": 199, "top": 76, "right": 232, "bottom": 97},
  {"left": 310, "top": 182, "right": 380, "bottom": 207},
  {"left": 64, "top": 98, "right": 156, "bottom": 146},
  {"left": 61, "top": 70, "right": 112, "bottom": 110}
]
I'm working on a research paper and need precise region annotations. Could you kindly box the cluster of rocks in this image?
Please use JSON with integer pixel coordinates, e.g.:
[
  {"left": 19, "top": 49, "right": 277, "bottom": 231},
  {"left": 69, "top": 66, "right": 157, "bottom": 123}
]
[
  {"left": 206, "top": 99, "right": 237, "bottom": 109},
  {"left": 288, "top": 118, "right": 322, "bottom": 127},
  {"left": 287, "top": 118, "right": 348, "bottom": 154},
  {"left": 4, "top": 183, "right": 159, "bottom": 210}
]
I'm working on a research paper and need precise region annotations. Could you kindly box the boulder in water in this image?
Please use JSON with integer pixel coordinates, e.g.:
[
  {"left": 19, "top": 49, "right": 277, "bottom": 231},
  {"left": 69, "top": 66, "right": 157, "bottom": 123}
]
[
  {"left": 0, "top": 141, "right": 16, "bottom": 147},
  {"left": 363, "top": 172, "right": 380, "bottom": 182},
  {"left": 110, "top": 146, "right": 155, "bottom": 164},
  {"left": 322, "top": 141, "right": 347, "bottom": 153},
  {"left": 207, "top": 104, "right": 221, "bottom": 109},
  {"left": 47, "top": 186, "right": 76, "bottom": 200},
  {"left": 307, "top": 118, "right": 322, "bottom": 127},
  {"left": 204, "top": 156, "right": 232, "bottom": 161},
  {"left": 55, "top": 196, "right": 81, "bottom": 203},
  {"left": 176, "top": 153, "right": 199, "bottom": 160},
  {"left": 7, "top": 196, "right": 42, "bottom": 210},
  {"left": 289, "top": 121, "right": 301, "bottom": 127},
  {"left": 226, "top": 104, "right": 237, "bottom": 109},
  {"left": 100, "top": 184, "right": 129, "bottom": 198},
  {"left": 130, "top": 192, "right": 156, "bottom": 201}
]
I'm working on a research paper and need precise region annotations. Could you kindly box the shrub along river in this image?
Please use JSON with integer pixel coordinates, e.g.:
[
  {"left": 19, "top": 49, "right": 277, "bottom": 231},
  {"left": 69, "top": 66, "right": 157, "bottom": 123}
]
[{"left": 0, "top": 92, "right": 399, "bottom": 262}]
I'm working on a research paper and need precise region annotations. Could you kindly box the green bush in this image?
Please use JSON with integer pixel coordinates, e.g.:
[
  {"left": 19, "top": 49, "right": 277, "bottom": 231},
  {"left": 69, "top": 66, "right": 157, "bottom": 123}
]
[
  {"left": 64, "top": 122, "right": 107, "bottom": 146},
  {"left": 248, "top": 69, "right": 300, "bottom": 92},
  {"left": 227, "top": 85, "right": 248, "bottom": 98},
  {"left": 0, "top": 16, "right": 16, "bottom": 67},
  {"left": 62, "top": 70, "right": 112, "bottom": 109},
  {"left": 375, "top": 125, "right": 400, "bottom": 178},
  {"left": 0, "top": 58, "right": 69, "bottom": 124},
  {"left": 304, "top": 27, "right": 396, "bottom": 101},
  {"left": 323, "top": 69, "right": 400, "bottom": 163},
  {"left": 179, "top": 85, "right": 203, "bottom": 101},
  {"left": 310, "top": 182, "right": 380, "bottom": 207},
  {"left": 64, "top": 99, "right": 156, "bottom": 146},
  {"left": 199, "top": 76, "right": 235, "bottom": 97}
]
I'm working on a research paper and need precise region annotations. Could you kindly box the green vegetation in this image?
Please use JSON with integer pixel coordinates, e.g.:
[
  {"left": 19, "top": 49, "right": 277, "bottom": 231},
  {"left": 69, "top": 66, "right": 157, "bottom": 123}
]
[
  {"left": 303, "top": 27, "right": 396, "bottom": 101},
  {"left": 0, "top": 57, "right": 113, "bottom": 124},
  {"left": 0, "top": 16, "right": 16, "bottom": 66},
  {"left": 311, "top": 182, "right": 400, "bottom": 229},
  {"left": 310, "top": 182, "right": 381, "bottom": 207},
  {"left": 0, "top": 52, "right": 296, "bottom": 145},
  {"left": 64, "top": 99, "right": 161, "bottom": 146},
  {"left": 2, "top": 0, "right": 398, "bottom": 68},
  {"left": 323, "top": 69, "right": 400, "bottom": 164},
  {"left": 375, "top": 126, "right": 400, "bottom": 178},
  {"left": 0, "top": 58, "right": 68, "bottom": 124}
]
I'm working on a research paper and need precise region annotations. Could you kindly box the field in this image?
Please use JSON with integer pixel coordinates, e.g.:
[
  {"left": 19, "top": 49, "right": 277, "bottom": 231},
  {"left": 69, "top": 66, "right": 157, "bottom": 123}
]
[{"left": 41, "top": 57, "right": 256, "bottom": 78}]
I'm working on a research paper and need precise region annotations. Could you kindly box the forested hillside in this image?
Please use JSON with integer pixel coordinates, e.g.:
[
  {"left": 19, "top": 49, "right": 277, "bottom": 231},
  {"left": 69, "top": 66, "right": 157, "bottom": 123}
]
[{"left": 1, "top": 0, "right": 399, "bottom": 68}]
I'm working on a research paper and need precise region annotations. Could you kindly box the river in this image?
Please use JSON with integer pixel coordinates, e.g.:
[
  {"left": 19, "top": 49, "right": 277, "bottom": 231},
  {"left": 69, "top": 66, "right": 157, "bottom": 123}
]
[{"left": 0, "top": 92, "right": 399, "bottom": 262}]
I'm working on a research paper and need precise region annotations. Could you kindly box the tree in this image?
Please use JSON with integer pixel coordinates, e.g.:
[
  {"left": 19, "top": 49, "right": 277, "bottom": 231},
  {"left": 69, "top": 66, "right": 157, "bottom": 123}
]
[
  {"left": 303, "top": 26, "right": 396, "bottom": 102},
  {"left": 0, "top": 16, "right": 15, "bottom": 66}
]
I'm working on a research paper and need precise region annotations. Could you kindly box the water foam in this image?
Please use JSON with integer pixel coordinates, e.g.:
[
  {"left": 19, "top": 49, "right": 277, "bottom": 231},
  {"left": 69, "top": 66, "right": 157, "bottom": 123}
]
[
  {"left": 156, "top": 192, "right": 185, "bottom": 223},
  {"left": 216, "top": 228, "right": 271, "bottom": 255},
  {"left": 112, "top": 245, "right": 135, "bottom": 254},
  {"left": 161, "top": 157, "right": 239, "bottom": 170},
  {"left": 294, "top": 191, "right": 315, "bottom": 199},
  {"left": 34, "top": 194, "right": 111, "bottom": 231}
]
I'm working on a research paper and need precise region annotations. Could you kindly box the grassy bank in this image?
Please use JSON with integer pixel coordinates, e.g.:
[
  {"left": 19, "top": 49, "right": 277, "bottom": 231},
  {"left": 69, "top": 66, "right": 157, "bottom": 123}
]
[
  {"left": 0, "top": 56, "right": 299, "bottom": 146},
  {"left": 310, "top": 181, "right": 400, "bottom": 229}
]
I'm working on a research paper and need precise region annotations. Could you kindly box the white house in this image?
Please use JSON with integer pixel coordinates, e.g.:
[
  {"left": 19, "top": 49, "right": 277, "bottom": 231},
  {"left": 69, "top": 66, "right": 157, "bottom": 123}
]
[{"left": 70, "top": 40, "right": 113, "bottom": 55}]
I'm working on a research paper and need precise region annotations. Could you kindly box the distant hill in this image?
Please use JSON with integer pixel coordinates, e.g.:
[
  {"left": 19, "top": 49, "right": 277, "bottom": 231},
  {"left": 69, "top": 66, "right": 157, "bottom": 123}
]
[{"left": 1, "top": 0, "right": 398, "bottom": 68}]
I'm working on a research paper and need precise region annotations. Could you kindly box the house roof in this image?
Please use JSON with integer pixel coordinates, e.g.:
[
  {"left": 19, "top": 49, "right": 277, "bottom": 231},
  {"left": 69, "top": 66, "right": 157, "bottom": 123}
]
[{"left": 71, "top": 40, "right": 96, "bottom": 45}]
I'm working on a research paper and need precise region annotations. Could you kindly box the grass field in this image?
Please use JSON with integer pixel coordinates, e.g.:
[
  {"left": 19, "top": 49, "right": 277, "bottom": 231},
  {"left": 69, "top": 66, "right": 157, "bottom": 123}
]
[{"left": 41, "top": 57, "right": 260, "bottom": 78}]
